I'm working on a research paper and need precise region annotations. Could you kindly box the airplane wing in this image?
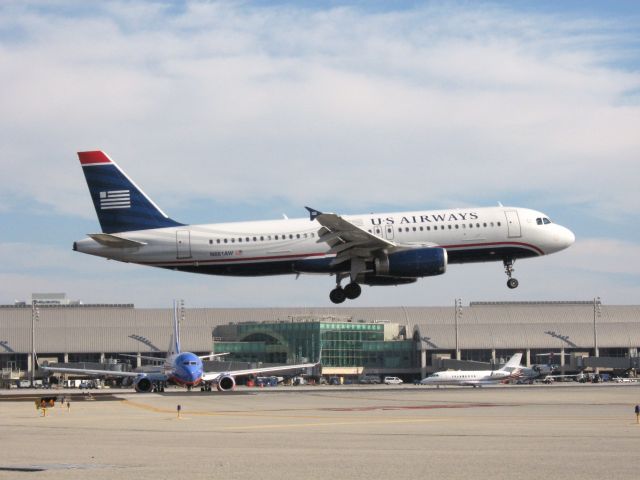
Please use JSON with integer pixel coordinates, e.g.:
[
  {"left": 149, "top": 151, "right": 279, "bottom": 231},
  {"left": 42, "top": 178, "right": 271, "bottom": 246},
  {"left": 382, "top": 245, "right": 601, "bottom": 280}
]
[
  {"left": 40, "top": 365, "right": 142, "bottom": 378},
  {"left": 201, "top": 361, "right": 318, "bottom": 382},
  {"left": 305, "top": 207, "right": 395, "bottom": 266},
  {"left": 198, "top": 353, "right": 230, "bottom": 360}
]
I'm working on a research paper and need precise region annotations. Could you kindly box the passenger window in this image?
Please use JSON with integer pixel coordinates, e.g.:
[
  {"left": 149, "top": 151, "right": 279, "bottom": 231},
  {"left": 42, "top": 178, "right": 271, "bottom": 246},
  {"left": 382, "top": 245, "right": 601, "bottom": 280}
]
[
  {"left": 217, "top": 239, "right": 221, "bottom": 244},
  {"left": 483, "top": 223, "right": 487, "bottom": 227},
  {"left": 469, "top": 224, "right": 473, "bottom": 228},
  {"left": 289, "top": 234, "right": 293, "bottom": 239},
  {"left": 497, "top": 222, "right": 501, "bottom": 226},
  {"left": 419, "top": 226, "right": 423, "bottom": 231},
  {"left": 224, "top": 239, "right": 228, "bottom": 243},
  {"left": 426, "top": 226, "right": 430, "bottom": 231},
  {"left": 490, "top": 222, "right": 494, "bottom": 227},
  {"left": 209, "top": 239, "right": 213, "bottom": 244},
  {"left": 476, "top": 223, "right": 480, "bottom": 228},
  {"left": 275, "top": 235, "right": 279, "bottom": 240},
  {"left": 253, "top": 237, "right": 257, "bottom": 241},
  {"left": 296, "top": 234, "right": 300, "bottom": 239},
  {"left": 246, "top": 237, "right": 250, "bottom": 242},
  {"left": 455, "top": 224, "right": 459, "bottom": 229},
  {"left": 231, "top": 238, "right": 235, "bottom": 243},
  {"left": 412, "top": 227, "right": 416, "bottom": 232},
  {"left": 238, "top": 238, "right": 242, "bottom": 243},
  {"left": 260, "top": 236, "right": 264, "bottom": 241}
]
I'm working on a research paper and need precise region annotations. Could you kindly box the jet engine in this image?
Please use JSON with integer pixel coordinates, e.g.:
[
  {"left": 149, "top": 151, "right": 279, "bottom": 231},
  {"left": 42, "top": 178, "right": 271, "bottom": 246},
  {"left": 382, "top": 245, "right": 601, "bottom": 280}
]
[
  {"left": 374, "top": 247, "right": 447, "bottom": 278},
  {"left": 216, "top": 375, "right": 236, "bottom": 392},
  {"left": 134, "top": 376, "right": 153, "bottom": 393}
]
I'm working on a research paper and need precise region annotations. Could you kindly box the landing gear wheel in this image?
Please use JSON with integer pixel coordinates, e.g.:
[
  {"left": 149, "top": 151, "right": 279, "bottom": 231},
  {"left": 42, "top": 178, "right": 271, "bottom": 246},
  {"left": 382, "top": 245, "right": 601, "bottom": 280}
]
[
  {"left": 329, "top": 288, "right": 346, "bottom": 304},
  {"left": 343, "top": 282, "right": 362, "bottom": 300},
  {"left": 503, "top": 258, "right": 518, "bottom": 290}
]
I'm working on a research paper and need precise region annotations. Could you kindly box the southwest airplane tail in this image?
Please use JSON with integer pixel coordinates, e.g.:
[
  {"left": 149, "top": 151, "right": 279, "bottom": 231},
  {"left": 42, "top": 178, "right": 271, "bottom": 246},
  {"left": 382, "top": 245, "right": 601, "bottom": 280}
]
[{"left": 78, "top": 151, "right": 183, "bottom": 234}]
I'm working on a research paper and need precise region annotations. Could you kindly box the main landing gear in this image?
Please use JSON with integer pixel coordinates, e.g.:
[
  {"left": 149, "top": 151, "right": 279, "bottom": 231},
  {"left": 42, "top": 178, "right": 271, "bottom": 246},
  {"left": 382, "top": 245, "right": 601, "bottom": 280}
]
[
  {"left": 503, "top": 258, "right": 519, "bottom": 289},
  {"left": 329, "top": 273, "right": 362, "bottom": 304}
]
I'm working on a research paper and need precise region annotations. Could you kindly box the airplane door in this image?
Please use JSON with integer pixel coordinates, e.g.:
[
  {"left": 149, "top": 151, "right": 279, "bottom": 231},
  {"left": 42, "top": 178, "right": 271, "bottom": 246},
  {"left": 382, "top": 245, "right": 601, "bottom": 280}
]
[
  {"left": 372, "top": 225, "right": 384, "bottom": 238},
  {"left": 176, "top": 230, "right": 192, "bottom": 259},
  {"left": 384, "top": 224, "right": 395, "bottom": 240},
  {"left": 504, "top": 210, "right": 522, "bottom": 238}
]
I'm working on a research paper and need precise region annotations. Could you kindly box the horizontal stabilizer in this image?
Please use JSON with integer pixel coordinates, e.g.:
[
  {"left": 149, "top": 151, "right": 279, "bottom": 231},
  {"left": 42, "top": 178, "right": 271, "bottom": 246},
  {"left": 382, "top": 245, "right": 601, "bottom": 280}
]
[{"left": 88, "top": 233, "right": 147, "bottom": 248}]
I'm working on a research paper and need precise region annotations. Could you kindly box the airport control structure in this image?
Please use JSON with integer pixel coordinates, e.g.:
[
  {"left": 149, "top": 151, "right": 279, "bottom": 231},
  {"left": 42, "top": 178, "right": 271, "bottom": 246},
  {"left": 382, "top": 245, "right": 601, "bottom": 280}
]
[{"left": 1, "top": 293, "right": 639, "bottom": 387}]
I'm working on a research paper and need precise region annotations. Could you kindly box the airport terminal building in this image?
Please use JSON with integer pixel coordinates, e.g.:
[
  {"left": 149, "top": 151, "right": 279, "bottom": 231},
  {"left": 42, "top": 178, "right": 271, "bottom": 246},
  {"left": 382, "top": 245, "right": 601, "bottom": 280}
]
[{"left": 1, "top": 294, "right": 639, "bottom": 385}]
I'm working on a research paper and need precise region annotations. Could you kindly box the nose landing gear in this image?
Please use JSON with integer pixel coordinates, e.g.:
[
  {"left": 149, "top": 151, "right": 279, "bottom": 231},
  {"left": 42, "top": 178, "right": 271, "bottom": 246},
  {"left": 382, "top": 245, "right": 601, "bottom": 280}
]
[{"left": 503, "top": 259, "right": 519, "bottom": 289}]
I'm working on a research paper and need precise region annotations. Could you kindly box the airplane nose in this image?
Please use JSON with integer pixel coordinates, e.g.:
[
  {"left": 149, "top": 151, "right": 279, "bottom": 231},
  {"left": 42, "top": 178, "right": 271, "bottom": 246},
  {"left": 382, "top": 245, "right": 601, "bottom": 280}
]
[
  {"left": 562, "top": 227, "right": 576, "bottom": 248},
  {"left": 553, "top": 226, "right": 575, "bottom": 251}
]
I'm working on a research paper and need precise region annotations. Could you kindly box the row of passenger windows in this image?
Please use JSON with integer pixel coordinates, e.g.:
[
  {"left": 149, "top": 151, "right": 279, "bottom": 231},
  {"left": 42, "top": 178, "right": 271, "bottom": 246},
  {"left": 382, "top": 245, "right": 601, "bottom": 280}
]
[
  {"left": 208, "top": 232, "right": 316, "bottom": 245},
  {"left": 367, "top": 221, "right": 502, "bottom": 234}
]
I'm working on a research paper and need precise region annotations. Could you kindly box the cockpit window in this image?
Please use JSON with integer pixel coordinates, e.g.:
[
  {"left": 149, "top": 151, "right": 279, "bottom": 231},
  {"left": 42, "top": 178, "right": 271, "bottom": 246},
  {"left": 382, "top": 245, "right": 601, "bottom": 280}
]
[
  {"left": 536, "top": 218, "right": 543, "bottom": 225},
  {"left": 543, "top": 218, "right": 551, "bottom": 224},
  {"left": 182, "top": 361, "right": 197, "bottom": 366}
]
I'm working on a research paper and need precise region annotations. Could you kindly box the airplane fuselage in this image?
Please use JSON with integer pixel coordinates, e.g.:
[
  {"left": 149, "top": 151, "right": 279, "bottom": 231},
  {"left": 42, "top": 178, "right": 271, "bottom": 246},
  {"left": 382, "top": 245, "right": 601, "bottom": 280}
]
[{"left": 74, "top": 206, "right": 574, "bottom": 277}]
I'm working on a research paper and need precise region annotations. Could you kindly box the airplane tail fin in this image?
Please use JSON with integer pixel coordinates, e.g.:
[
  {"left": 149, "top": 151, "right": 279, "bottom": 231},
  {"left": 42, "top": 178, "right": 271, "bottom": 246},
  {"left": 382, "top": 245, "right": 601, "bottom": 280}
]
[
  {"left": 168, "top": 300, "right": 182, "bottom": 356},
  {"left": 500, "top": 353, "right": 523, "bottom": 372},
  {"left": 78, "top": 151, "right": 183, "bottom": 233}
]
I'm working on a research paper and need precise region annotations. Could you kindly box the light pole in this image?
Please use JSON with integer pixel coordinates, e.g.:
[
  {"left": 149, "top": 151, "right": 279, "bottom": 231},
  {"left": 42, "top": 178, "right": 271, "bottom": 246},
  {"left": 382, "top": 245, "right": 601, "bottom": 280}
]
[
  {"left": 454, "top": 298, "right": 462, "bottom": 360},
  {"left": 31, "top": 301, "right": 39, "bottom": 387},
  {"left": 593, "top": 297, "right": 601, "bottom": 373}
]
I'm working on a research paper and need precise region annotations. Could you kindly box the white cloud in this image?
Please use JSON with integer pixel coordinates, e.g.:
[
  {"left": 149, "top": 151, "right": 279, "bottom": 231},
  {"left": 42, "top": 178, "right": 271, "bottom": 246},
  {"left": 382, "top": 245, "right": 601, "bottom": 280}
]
[{"left": 0, "top": 1, "right": 639, "bottom": 220}]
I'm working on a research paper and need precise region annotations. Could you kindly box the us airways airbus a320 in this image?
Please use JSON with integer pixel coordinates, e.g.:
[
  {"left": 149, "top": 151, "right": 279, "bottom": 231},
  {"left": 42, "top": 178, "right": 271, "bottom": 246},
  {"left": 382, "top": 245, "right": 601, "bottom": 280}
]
[{"left": 74, "top": 151, "right": 575, "bottom": 303}]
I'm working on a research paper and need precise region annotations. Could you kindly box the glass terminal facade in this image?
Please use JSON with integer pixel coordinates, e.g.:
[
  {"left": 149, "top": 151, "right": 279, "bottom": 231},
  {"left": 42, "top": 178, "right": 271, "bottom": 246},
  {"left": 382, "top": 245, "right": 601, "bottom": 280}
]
[{"left": 214, "top": 320, "right": 415, "bottom": 370}]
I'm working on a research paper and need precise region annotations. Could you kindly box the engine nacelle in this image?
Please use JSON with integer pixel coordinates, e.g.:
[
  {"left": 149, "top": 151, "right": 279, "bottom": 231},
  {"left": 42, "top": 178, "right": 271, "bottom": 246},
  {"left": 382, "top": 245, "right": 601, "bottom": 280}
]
[
  {"left": 375, "top": 247, "right": 447, "bottom": 278},
  {"left": 216, "top": 375, "right": 236, "bottom": 392},
  {"left": 134, "top": 376, "right": 153, "bottom": 393}
]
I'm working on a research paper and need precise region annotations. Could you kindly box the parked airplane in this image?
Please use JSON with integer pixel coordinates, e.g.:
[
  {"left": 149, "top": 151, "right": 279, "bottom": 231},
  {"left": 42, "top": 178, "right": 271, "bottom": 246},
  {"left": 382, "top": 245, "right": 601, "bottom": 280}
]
[
  {"left": 40, "top": 301, "right": 317, "bottom": 393},
  {"left": 74, "top": 151, "right": 575, "bottom": 303},
  {"left": 420, "top": 353, "right": 523, "bottom": 387}
]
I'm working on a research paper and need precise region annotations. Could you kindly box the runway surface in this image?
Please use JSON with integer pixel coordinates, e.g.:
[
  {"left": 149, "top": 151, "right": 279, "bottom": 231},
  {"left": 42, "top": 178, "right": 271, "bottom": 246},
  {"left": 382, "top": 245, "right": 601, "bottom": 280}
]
[{"left": 1, "top": 384, "right": 639, "bottom": 479}]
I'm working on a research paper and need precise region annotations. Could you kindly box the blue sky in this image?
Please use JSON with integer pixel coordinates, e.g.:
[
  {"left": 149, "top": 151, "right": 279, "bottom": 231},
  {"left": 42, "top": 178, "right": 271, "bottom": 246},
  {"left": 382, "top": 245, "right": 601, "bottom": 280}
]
[{"left": 1, "top": 0, "right": 639, "bottom": 307}]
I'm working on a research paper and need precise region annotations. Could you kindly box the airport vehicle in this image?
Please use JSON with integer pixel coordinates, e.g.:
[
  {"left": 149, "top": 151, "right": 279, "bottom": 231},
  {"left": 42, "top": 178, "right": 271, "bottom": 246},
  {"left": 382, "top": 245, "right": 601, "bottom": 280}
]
[
  {"left": 40, "top": 302, "right": 317, "bottom": 393},
  {"left": 420, "top": 353, "right": 523, "bottom": 387},
  {"left": 383, "top": 376, "right": 403, "bottom": 385},
  {"left": 74, "top": 151, "right": 575, "bottom": 303}
]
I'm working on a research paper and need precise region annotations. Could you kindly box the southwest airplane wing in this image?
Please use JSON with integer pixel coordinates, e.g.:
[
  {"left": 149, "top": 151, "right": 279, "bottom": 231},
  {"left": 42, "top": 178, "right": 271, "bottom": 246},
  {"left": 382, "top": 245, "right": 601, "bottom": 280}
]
[
  {"left": 40, "top": 364, "right": 143, "bottom": 378},
  {"left": 201, "top": 361, "right": 318, "bottom": 383}
]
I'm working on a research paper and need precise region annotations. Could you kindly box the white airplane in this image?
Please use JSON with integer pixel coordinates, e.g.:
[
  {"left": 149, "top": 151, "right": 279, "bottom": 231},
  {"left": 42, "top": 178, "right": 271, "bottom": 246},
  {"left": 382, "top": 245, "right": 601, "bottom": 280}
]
[
  {"left": 74, "top": 151, "right": 575, "bottom": 303},
  {"left": 40, "top": 301, "right": 317, "bottom": 393},
  {"left": 420, "top": 353, "right": 523, "bottom": 387}
]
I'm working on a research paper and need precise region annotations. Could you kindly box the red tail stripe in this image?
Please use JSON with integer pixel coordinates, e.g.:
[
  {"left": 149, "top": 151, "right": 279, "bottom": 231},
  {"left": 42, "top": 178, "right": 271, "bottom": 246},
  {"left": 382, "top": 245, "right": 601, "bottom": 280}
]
[{"left": 78, "top": 151, "right": 112, "bottom": 165}]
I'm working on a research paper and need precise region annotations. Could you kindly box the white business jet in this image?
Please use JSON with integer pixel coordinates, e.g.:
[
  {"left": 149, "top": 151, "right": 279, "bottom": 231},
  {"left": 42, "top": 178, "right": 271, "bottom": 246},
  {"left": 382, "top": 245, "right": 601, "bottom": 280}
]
[
  {"left": 73, "top": 151, "right": 575, "bottom": 303},
  {"left": 420, "top": 353, "right": 523, "bottom": 387}
]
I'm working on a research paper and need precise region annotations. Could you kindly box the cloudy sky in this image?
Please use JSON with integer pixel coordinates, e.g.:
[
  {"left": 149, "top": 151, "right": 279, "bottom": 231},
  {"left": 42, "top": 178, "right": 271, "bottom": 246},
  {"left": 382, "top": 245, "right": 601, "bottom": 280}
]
[{"left": 1, "top": 0, "right": 639, "bottom": 308}]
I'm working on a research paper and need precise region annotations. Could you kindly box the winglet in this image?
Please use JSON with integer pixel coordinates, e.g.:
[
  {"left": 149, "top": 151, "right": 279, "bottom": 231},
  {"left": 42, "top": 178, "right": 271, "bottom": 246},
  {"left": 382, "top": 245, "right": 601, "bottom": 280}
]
[{"left": 305, "top": 206, "right": 322, "bottom": 221}]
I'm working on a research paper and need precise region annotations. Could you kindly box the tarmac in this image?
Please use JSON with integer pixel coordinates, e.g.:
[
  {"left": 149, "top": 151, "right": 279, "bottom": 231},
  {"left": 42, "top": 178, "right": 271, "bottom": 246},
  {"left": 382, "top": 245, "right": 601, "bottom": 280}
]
[{"left": 1, "top": 383, "right": 639, "bottom": 480}]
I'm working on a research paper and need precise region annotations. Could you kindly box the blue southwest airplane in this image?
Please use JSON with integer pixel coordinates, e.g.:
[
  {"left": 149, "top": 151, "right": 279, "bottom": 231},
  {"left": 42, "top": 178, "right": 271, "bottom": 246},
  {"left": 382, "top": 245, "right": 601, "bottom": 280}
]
[
  {"left": 40, "top": 301, "right": 317, "bottom": 393},
  {"left": 73, "top": 151, "right": 575, "bottom": 303}
]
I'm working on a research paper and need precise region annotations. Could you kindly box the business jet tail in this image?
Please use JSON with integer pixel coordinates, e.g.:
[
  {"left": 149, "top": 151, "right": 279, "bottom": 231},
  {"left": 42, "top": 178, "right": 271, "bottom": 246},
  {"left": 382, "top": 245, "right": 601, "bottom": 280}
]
[
  {"left": 500, "top": 353, "right": 523, "bottom": 373},
  {"left": 78, "top": 150, "right": 183, "bottom": 233}
]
